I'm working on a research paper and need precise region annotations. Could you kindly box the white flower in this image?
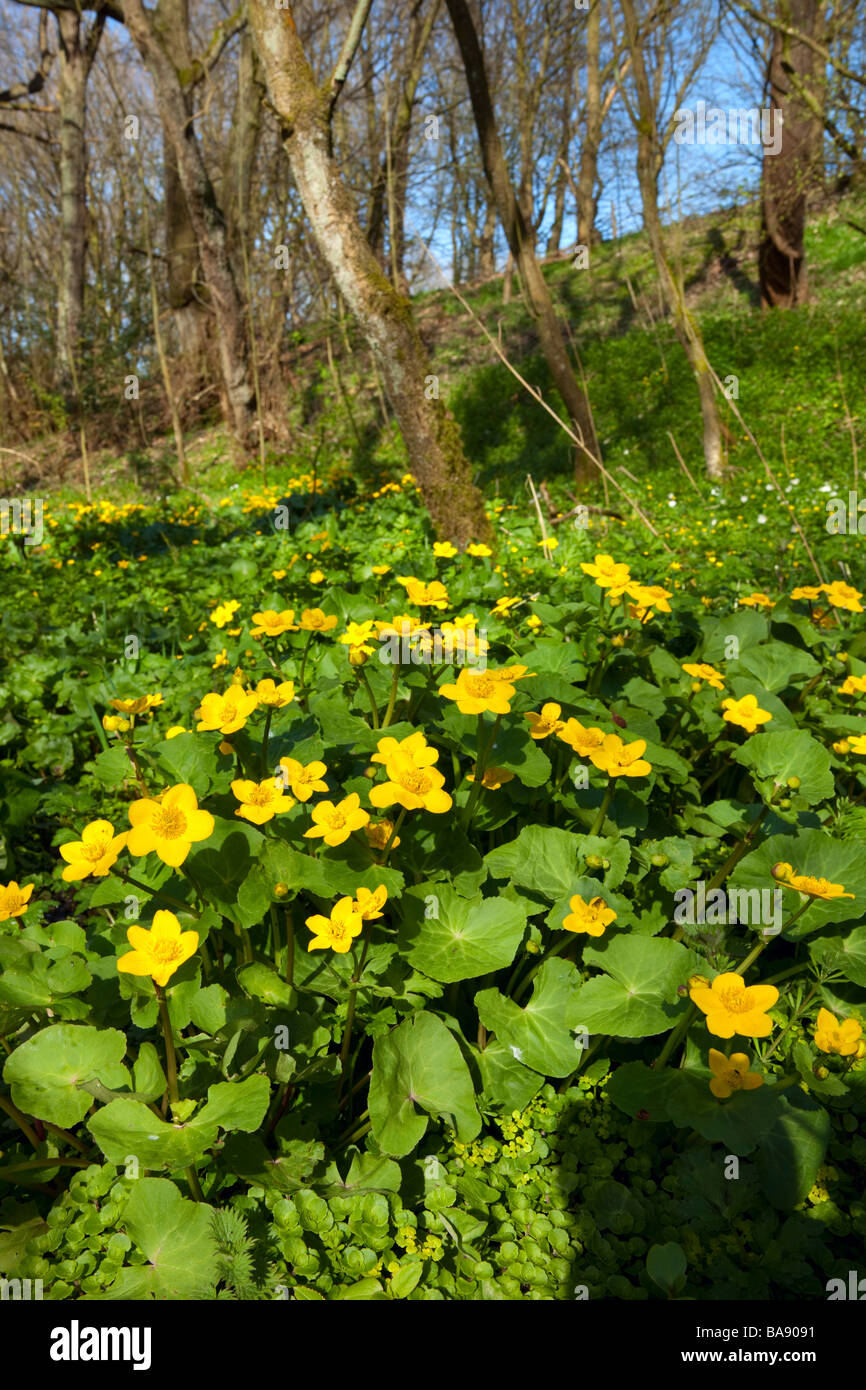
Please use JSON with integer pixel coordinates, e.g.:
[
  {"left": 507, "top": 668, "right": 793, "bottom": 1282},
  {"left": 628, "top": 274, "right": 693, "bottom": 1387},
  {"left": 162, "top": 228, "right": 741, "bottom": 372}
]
[
  {"left": 818, "top": 483, "right": 834, "bottom": 493},
  {"left": 740, "top": 494, "right": 749, "bottom": 502},
  {"left": 757, "top": 514, "right": 767, "bottom": 524}
]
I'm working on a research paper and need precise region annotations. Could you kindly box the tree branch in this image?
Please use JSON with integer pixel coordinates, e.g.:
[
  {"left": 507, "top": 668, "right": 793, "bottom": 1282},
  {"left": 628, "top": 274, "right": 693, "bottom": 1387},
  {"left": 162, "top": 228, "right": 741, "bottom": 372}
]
[{"left": 327, "top": 0, "right": 374, "bottom": 121}]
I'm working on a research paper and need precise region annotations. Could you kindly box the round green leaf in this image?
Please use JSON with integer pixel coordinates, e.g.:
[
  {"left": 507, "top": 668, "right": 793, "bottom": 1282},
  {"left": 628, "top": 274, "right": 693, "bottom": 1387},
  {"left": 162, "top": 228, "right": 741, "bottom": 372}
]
[{"left": 3, "top": 1024, "right": 128, "bottom": 1126}]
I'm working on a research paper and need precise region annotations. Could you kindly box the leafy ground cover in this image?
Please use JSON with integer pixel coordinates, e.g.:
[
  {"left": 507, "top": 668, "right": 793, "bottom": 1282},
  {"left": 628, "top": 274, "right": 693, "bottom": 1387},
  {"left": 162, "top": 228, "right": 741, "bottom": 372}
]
[{"left": 1, "top": 454, "right": 865, "bottom": 1300}]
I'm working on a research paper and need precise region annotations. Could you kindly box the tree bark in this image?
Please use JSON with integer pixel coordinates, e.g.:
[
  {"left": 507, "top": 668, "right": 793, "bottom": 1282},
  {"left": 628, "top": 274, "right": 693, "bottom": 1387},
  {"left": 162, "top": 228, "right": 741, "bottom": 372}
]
[
  {"left": 759, "top": 0, "right": 824, "bottom": 308},
  {"left": 55, "top": 8, "right": 104, "bottom": 393},
  {"left": 249, "top": 1, "right": 492, "bottom": 546},
  {"left": 444, "top": 0, "right": 599, "bottom": 481},
  {"left": 619, "top": 0, "right": 723, "bottom": 479},
  {"left": 577, "top": 0, "right": 603, "bottom": 249},
  {"left": 121, "top": 0, "right": 257, "bottom": 451}
]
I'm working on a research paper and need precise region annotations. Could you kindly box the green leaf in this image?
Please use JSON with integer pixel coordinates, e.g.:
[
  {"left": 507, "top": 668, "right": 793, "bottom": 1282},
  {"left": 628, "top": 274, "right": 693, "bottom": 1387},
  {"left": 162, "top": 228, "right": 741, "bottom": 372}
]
[
  {"left": 185, "top": 817, "right": 264, "bottom": 917},
  {"left": 3, "top": 1024, "right": 128, "bottom": 1126},
  {"left": 88, "top": 1075, "right": 270, "bottom": 1170},
  {"left": 369, "top": 1012, "right": 481, "bottom": 1157},
  {"left": 733, "top": 729, "right": 834, "bottom": 816},
  {"left": 98, "top": 1179, "right": 218, "bottom": 1299},
  {"left": 237, "top": 962, "right": 297, "bottom": 1009},
  {"left": 485, "top": 825, "right": 582, "bottom": 899},
  {"left": 489, "top": 724, "right": 552, "bottom": 787},
  {"left": 132, "top": 1043, "right": 166, "bottom": 1104},
  {"left": 398, "top": 884, "right": 526, "bottom": 983},
  {"left": 733, "top": 640, "right": 820, "bottom": 693},
  {"left": 475, "top": 1038, "right": 544, "bottom": 1112},
  {"left": 809, "top": 925, "right": 866, "bottom": 986},
  {"left": 475, "top": 958, "right": 584, "bottom": 1076},
  {"left": 647, "top": 1242, "right": 687, "bottom": 1294},
  {"left": 156, "top": 732, "right": 218, "bottom": 797},
  {"left": 571, "top": 937, "right": 698, "bottom": 1038},
  {"left": 756, "top": 1092, "right": 831, "bottom": 1208}
]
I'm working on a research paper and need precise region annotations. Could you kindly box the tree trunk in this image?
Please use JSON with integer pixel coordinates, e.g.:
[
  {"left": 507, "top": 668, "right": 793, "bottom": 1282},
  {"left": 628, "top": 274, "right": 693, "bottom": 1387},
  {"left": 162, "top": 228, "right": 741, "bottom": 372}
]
[
  {"left": 121, "top": 0, "right": 257, "bottom": 451},
  {"left": 249, "top": 1, "right": 492, "bottom": 546},
  {"left": 577, "top": 0, "right": 603, "bottom": 249},
  {"left": 619, "top": 0, "right": 723, "bottom": 479},
  {"left": 445, "top": 0, "right": 599, "bottom": 481},
  {"left": 55, "top": 9, "right": 103, "bottom": 394},
  {"left": 759, "top": 0, "right": 824, "bottom": 308}
]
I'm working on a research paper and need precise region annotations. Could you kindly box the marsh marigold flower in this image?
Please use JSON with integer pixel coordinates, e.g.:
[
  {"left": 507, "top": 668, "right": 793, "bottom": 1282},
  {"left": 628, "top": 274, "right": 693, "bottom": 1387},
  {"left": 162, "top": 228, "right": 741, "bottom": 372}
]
[
  {"left": 250, "top": 609, "right": 298, "bottom": 638},
  {"left": 196, "top": 687, "right": 259, "bottom": 735},
  {"left": 562, "top": 893, "right": 616, "bottom": 937},
  {"left": 813, "top": 1008, "right": 862, "bottom": 1057},
  {"left": 127, "top": 783, "right": 214, "bottom": 867},
  {"left": 433, "top": 542, "right": 458, "bottom": 559},
  {"left": 580, "top": 554, "right": 631, "bottom": 590},
  {"left": 526, "top": 703, "right": 565, "bottom": 739},
  {"left": 339, "top": 620, "right": 377, "bottom": 665},
  {"left": 116, "top": 909, "right": 199, "bottom": 988},
  {"left": 355, "top": 884, "right": 388, "bottom": 920},
  {"left": 821, "top": 581, "right": 863, "bottom": 613},
  {"left": 303, "top": 793, "right": 370, "bottom": 847},
  {"left": 306, "top": 897, "right": 364, "bottom": 953},
  {"left": 791, "top": 585, "right": 822, "bottom": 602},
  {"left": 297, "top": 608, "right": 338, "bottom": 632},
  {"left": 370, "top": 750, "right": 452, "bottom": 813},
  {"left": 838, "top": 674, "right": 866, "bottom": 696},
  {"left": 365, "top": 819, "right": 401, "bottom": 852},
  {"left": 396, "top": 577, "right": 450, "bottom": 609},
  {"left": 372, "top": 731, "right": 437, "bottom": 769},
  {"left": 557, "top": 718, "right": 606, "bottom": 757},
  {"left": 0, "top": 881, "right": 33, "bottom": 922},
  {"left": 466, "top": 765, "right": 514, "bottom": 789},
  {"left": 466, "top": 544, "right": 492, "bottom": 558},
  {"left": 771, "top": 863, "right": 854, "bottom": 900},
  {"left": 211, "top": 600, "right": 241, "bottom": 628},
  {"left": 439, "top": 668, "right": 515, "bottom": 715},
  {"left": 278, "top": 757, "right": 328, "bottom": 801},
  {"left": 254, "top": 678, "right": 295, "bottom": 708},
  {"left": 721, "top": 694, "right": 771, "bottom": 733},
  {"left": 708, "top": 1050, "right": 763, "bottom": 1099},
  {"left": 848, "top": 736, "right": 866, "bottom": 755},
  {"left": 591, "top": 733, "right": 652, "bottom": 778},
  {"left": 60, "top": 820, "right": 128, "bottom": 881},
  {"left": 689, "top": 973, "right": 778, "bottom": 1039},
  {"left": 682, "top": 662, "right": 725, "bottom": 690},
  {"left": 232, "top": 777, "right": 295, "bottom": 825}
]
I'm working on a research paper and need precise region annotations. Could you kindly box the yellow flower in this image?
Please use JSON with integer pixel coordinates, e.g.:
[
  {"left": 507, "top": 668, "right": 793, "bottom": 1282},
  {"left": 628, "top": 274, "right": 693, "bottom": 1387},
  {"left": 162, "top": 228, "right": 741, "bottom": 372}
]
[
  {"left": 838, "top": 675, "right": 866, "bottom": 696},
  {"left": 272, "top": 569, "right": 287, "bottom": 580},
  {"left": 539, "top": 535, "right": 558, "bottom": 552},
  {"left": 491, "top": 595, "right": 522, "bottom": 617},
  {"left": 231, "top": 777, "right": 295, "bottom": 825},
  {"left": 771, "top": 864, "right": 854, "bottom": 900},
  {"left": 0, "top": 881, "right": 34, "bottom": 922},
  {"left": 250, "top": 609, "right": 298, "bottom": 638},
  {"left": 562, "top": 893, "right": 616, "bottom": 937},
  {"left": 708, "top": 1050, "right": 764, "bottom": 1099},
  {"left": 590, "top": 733, "right": 652, "bottom": 778},
  {"left": 355, "top": 884, "right": 388, "bottom": 920},
  {"left": 102, "top": 714, "right": 131, "bottom": 733},
  {"left": 277, "top": 757, "right": 329, "bottom": 801},
  {"left": 395, "top": 576, "right": 450, "bottom": 609},
  {"left": 303, "top": 793, "right": 370, "bottom": 847},
  {"left": 466, "top": 544, "right": 492, "bottom": 557},
  {"left": 211, "top": 599, "right": 241, "bottom": 628},
  {"left": 580, "top": 554, "right": 631, "bottom": 589},
  {"left": 466, "top": 765, "right": 514, "bottom": 789},
  {"left": 212, "top": 649, "right": 229, "bottom": 670},
  {"left": 557, "top": 718, "right": 606, "bottom": 757},
  {"left": 116, "top": 909, "right": 199, "bottom": 988},
  {"left": 165, "top": 726, "right": 187, "bottom": 740},
  {"left": 126, "top": 783, "right": 215, "bottom": 868},
  {"left": 365, "top": 819, "right": 400, "bottom": 851},
  {"left": 682, "top": 662, "right": 725, "bottom": 690},
  {"left": 196, "top": 687, "right": 259, "bottom": 735},
  {"left": 306, "top": 897, "right": 364, "bottom": 953},
  {"left": 309, "top": 569, "right": 325, "bottom": 584},
  {"left": 821, "top": 581, "right": 863, "bottom": 613},
  {"left": 439, "top": 668, "right": 515, "bottom": 715},
  {"left": 255, "top": 678, "right": 295, "bottom": 708},
  {"left": 371, "top": 565, "right": 391, "bottom": 576},
  {"left": 59, "top": 820, "right": 128, "bottom": 881},
  {"left": 721, "top": 694, "right": 772, "bottom": 733},
  {"left": 525, "top": 703, "right": 565, "bottom": 739},
  {"left": 339, "top": 620, "right": 377, "bottom": 665},
  {"left": 109, "top": 694, "right": 161, "bottom": 716},
  {"left": 298, "top": 608, "right": 338, "bottom": 632},
  {"left": 791, "top": 586, "right": 822, "bottom": 602},
  {"left": 433, "top": 542, "right": 458, "bottom": 558},
  {"left": 626, "top": 582, "right": 672, "bottom": 616},
  {"left": 813, "top": 1008, "right": 862, "bottom": 1057},
  {"left": 848, "top": 736, "right": 866, "bottom": 755},
  {"left": 370, "top": 750, "right": 453, "bottom": 813},
  {"left": 525, "top": 614, "right": 542, "bottom": 630},
  {"left": 689, "top": 973, "right": 779, "bottom": 1039},
  {"left": 371, "top": 731, "right": 437, "bottom": 769},
  {"left": 738, "top": 592, "right": 775, "bottom": 609}
]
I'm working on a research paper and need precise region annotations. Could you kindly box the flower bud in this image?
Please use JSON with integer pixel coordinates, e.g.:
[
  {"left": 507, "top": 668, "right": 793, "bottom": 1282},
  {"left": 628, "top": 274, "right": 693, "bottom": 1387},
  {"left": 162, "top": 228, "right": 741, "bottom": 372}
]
[
  {"left": 650, "top": 853, "right": 669, "bottom": 868},
  {"left": 786, "top": 776, "right": 800, "bottom": 790},
  {"left": 274, "top": 883, "right": 289, "bottom": 898}
]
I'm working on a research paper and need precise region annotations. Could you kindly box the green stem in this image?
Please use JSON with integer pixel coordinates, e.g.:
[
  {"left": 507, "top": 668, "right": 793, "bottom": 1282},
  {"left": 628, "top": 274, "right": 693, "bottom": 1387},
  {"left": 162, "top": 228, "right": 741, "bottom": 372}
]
[
  {"left": 589, "top": 781, "right": 614, "bottom": 837},
  {"left": 513, "top": 935, "right": 572, "bottom": 1003},
  {"left": 0, "top": 1094, "right": 40, "bottom": 1149},
  {"left": 115, "top": 869, "right": 188, "bottom": 914},
  {"left": 284, "top": 905, "right": 295, "bottom": 987},
  {"left": 297, "top": 630, "right": 316, "bottom": 700},
  {"left": 462, "top": 713, "right": 502, "bottom": 829},
  {"left": 381, "top": 663, "right": 400, "bottom": 729},
  {"left": 357, "top": 665, "right": 380, "bottom": 729},
  {"left": 379, "top": 807, "right": 407, "bottom": 865},
  {"left": 155, "top": 985, "right": 178, "bottom": 1107},
  {"left": 260, "top": 706, "right": 273, "bottom": 778},
  {"left": 338, "top": 935, "right": 371, "bottom": 1099}
]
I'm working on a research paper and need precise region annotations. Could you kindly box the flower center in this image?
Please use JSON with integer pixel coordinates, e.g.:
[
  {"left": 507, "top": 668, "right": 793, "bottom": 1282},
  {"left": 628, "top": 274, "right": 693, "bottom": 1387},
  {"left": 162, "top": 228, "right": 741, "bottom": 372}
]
[
  {"left": 718, "top": 985, "right": 751, "bottom": 1013},
  {"left": 400, "top": 768, "right": 429, "bottom": 794},
  {"left": 83, "top": 840, "right": 108, "bottom": 862},
  {"left": 248, "top": 786, "right": 275, "bottom": 806},
  {"left": 326, "top": 810, "right": 346, "bottom": 829},
  {"left": 151, "top": 807, "right": 188, "bottom": 840},
  {"left": 150, "top": 939, "right": 183, "bottom": 963},
  {"left": 464, "top": 673, "right": 495, "bottom": 698}
]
